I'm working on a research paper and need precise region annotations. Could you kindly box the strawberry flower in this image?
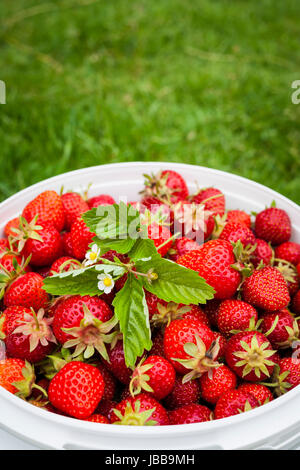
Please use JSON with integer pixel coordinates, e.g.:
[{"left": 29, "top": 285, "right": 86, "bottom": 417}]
[
  {"left": 97, "top": 273, "right": 114, "bottom": 294},
  {"left": 85, "top": 244, "right": 101, "bottom": 266}
]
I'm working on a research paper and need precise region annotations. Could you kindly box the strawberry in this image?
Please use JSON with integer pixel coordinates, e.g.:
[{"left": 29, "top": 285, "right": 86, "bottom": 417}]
[
  {"left": 250, "top": 239, "right": 273, "bottom": 267},
  {"left": 292, "top": 290, "right": 300, "bottom": 314},
  {"left": 34, "top": 266, "right": 51, "bottom": 279},
  {"left": 110, "top": 393, "right": 169, "bottom": 425},
  {"left": 219, "top": 222, "right": 256, "bottom": 248},
  {"left": 163, "top": 318, "right": 217, "bottom": 379},
  {"left": 214, "top": 389, "right": 259, "bottom": 419},
  {"left": 0, "top": 238, "right": 9, "bottom": 253},
  {"left": 50, "top": 256, "right": 80, "bottom": 275},
  {"left": 5, "top": 308, "right": 57, "bottom": 363},
  {"left": 21, "top": 223, "right": 63, "bottom": 267},
  {"left": 225, "top": 331, "right": 277, "bottom": 382},
  {"left": 270, "top": 357, "right": 300, "bottom": 395},
  {"left": 145, "top": 291, "right": 166, "bottom": 319},
  {"left": 61, "top": 231, "right": 75, "bottom": 257},
  {"left": 96, "top": 399, "right": 118, "bottom": 421},
  {"left": 88, "top": 194, "right": 116, "bottom": 209},
  {"left": 84, "top": 414, "right": 109, "bottom": 424},
  {"left": 142, "top": 170, "right": 188, "bottom": 205},
  {"left": 169, "top": 403, "right": 212, "bottom": 425},
  {"left": 95, "top": 362, "right": 116, "bottom": 401},
  {"left": 173, "top": 201, "right": 215, "bottom": 243},
  {"left": 145, "top": 222, "right": 172, "bottom": 257},
  {"left": 191, "top": 187, "right": 225, "bottom": 217},
  {"left": 260, "top": 309, "right": 299, "bottom": 349},
  {"left": 103, "top": 341, "right": 133, "bottom": 384},
  {"left": 150, "top": 301, "right": 209, "bottom": 328},
  {"left": 226, "top": 210, "right": 251, "bottom": 228},
  {"left": 168, "top": 237, "right": 201, "bottom": 262},
  {"left": 297, "top": 262, "right": 300, "bottom": 278},
  {"left": 4, "top": 217, "right": 20, "bottom": 238},
  {"left": 242, "top": 266, "right": 290, "bottom": 311},
  {"left": 273, "top": 259, "right": 299, "bottom": 296},
  {"left": 217, "top": 299, "right": 258, "bottom": 337},
  {"left": 178, "top": 240, "right": 241, "bottom": 299},
  {"left": 129, "top": 355, "right": 175, "bottom": 400},
  {"left": 4, "top": 272, "right": 49, "bottom": 311},
  {"left": 203, "top": 299, "right": 221, "bottom": 328},
  {"left": 0, "top": 254, "right": 31, "bottom": 274},
  {"left": 70, "top": 218, "right": 96, "bottom": 260},
  {"left": 61, "top": 192, "right": 89, "bottom": 230},
  {"left": 238, "top": 383, "right": 273, "bottom": 405},
  {"left": 255, "top": 206, "right": 291, "bottom": 245},
  {"left": 149, "top": 331, "right": 165, "bottom": 357},
  {"left": 212, "top": 331, "right": 227, "bottom": 360},
  {"left": 0, "top": 358, "right": 39, "bottom": 397},
  {"left": 52, "top": 295, "right": 114, "bottom": 359},
  {"left": 0, "top": 306, "right": 33, "bottom": 338},
  {"left": 275, "top": 242, "right": 300, "bottom": 266},
  {"left": 48, "top": 361, "right": 104, "bottom": 419},
  {"left": 23, "top": 190, "right": 65, "bottom": 232},
  {"left": 199, "top": 365, "right": 237, "bottom": 404},
  {"left": 163, "top": 375, "right": 200, "bottom": 410}
]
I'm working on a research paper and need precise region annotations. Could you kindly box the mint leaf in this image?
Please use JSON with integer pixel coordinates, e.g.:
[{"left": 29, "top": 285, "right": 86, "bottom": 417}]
[
  {"left": 92, "top": 236, "right": 136, "bottom": 255},
  {"left": 128, "top": 238, "right": 158, "bottom": 261},
  {"left": 82, "top": 202, "right": 141, "bottom": 240},
  {"left": 43, "top": 264, "right": 126, "bottom": 296},
  {"left": 112, "top": 272, "right": 152, "bottom": 368},
  {"left": 135, "top": 255, "right": 215, "bottom": 304}
]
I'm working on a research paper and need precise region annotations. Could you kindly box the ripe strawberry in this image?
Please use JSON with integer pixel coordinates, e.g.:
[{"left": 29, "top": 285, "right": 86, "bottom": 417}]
[
  {"left": 5, "top": 308, "right": 56, "bottom": 363},
  {"left": 21, "top": 224, "right": 63, "bottom": 267},
  {"left": 292, "top": 290, "right": 300, "bottom": 314},
  {"left": 255, "top": 206, "right": 291, "bottom": 245},
  {"left": 103, "top": 341, "right": 133, "bottom": 384},
  {"left": 214, "top": 389, "right": 259, "bottom": 419},
  {"left": 270, "top": 357, "right": 300, "bottom": 395},
  {"left": 129, "top": 355, "right": 175, "bottom": 400},
  {"left": 34, "top": 266, "right": 51, "bottom": 279},
  {"left": 163, "top": 375, "right": 200, "bottom": 410},
  {"left": 110, "top": 393, "right": 169, "bottom": 425},
  {"left": 0, "top": 254, "right": 31, "bottom": 274},
  {"left": 217, "top": 299, "right": 258, "bottom": 337},
  {"left": 173, "top": 201, "right": 215, "bottom": 243},
  {"left": 225, "top": 331, "right": 277, "bottom": 382},
  {"left": 203, "top": 299, "right": 221, "bottom": 328},
  {"left": 0, "top": 238, "right": 9, "bottom": 253},
  {"left": 95, "top": 362, "right": 116, "bottom": 401},
  {"left": 50, "top": 256, "right": 79, "bottom": 275},
  {"left": 219, "top": 222, "right": 256, "bottom": 248},
  {"left": 84, "top": 414, "right": 109, "bottom": 424},
  {"left": 250, "top": 239, "right": 273, "bottom": 268},
  {"left": 242, "top": 266, "right": 290, "bottom": 311},
  {"left": 168, "top": 237, "right": 201, "bottom": 262},
  {"left": 70, "top": 218, "right": 95, "bottom": 260},
  {"left": 0, "top": 306, "right": 33, "bottom": 338},
  {"left": 52, "top": 295, "right": 113, "bottom": 357},
  {"left": 212, "top": 331, "right": 227, "bottom": 360},
  {"left": 88, "top": 195, "right": 116, "bottom": 209},
  {"left": 96, "top": 399, "right": 118, "bottom": 421},
  {"left": 4, "top": 217, "right": 20, "bottom": 238},
  {"left": 191, "top": 187, "right": 225, "bottom": 217},
  {"left": 297, "top": 262, "right": 300, "bottom": 278},
  {"left": 4, "top": 272, "right": 49, "bottom": 311},
  {"left": 226, "top": 210, "right": 251, "bottom": 228},
  {"left": 61, "top": 192, "right": 89, "bottom": 230},
  {"left": 61, "top": 231, "right": 75, "bottom": 257},
  {"left": 142, "top": 170, "right": 188, "bottom": 205},
  {"left": 169, "top": 403, "right": 212, "bottom": 425},
  {"left": 275, "top": 242, "right": 300, "bottom": 266},
  {"left": 23, "top": 190, "right": 65, "bottom": 232},
  {"left": 150, "top": 301, "right": 209, "bottom": 327},
  {"left": 238, "top": 383, "right": 273, "bottom": 405},
  {"left": 0, "top": 358, "right": 38, "bottom": 397},
  {"left": 145, "top": 291, "right": 166, "bottom": 320},
  {"left": 178, "top": 240, "right": 241, "bottom": 299},
  {"left": 199, "top": 365, "right": 237, "bottom": 404},
  {"left": 163, "top": 318, "right": 216, "bottom": 378},
  {"left": 48, "top": 361, "right": 104, "bottom": 419},
  {"left": 260, "top": 309, "right": 299, "bottom": 349},
  {"left": 145, "top": 222, "right": 172, "bottom": 257}
]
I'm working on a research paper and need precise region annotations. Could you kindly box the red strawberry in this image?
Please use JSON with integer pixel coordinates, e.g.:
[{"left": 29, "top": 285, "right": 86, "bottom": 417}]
[
  {"left": 217, "top": 299, "right": 258, "bottom": 337},
  {"left": 191, "top": 187, "right": 225, "bottom": 217},
  {"left": 261, "top": 309, "right": 299, "bottom": 349},
  {"left": 214, "top": 389, "right": 259, "bottom": 419},
  {"left": 142, "top": 170, "right": 188, "bottom": 205},
  {"left": 292, "top": 290, "right": 300, "bottom": 314},
  {"left": 275, "top": 242, "right": 300, "bottom": 266},
  {"left": 88, "top": 195, "right": 116, "bottom": 209},
  {"left": 271, "top": 357, "right": 300, "bottom": 395},
  {"left": 219, "top": 222, "right": 256, "bottom": 248},
  {"left": 168, "top": 237, "right": 201, "bottom": 262},
  {"left": 61, "top": 192, "right": 89, "bottom": 230},
  {"left": 169, "top": 403, "right": 212, "bottom": 425},
  {"left": 23, "top": 190, "right": 65, "bottom": 232},
  {"left": 238, "top": 383, "right": 273, "bottom": 405},
  {"left": 163, "top": 375, "right": 200, "bottom": 410},
  {"left": 225, "top": 331, "right": 277, "bottom": 382},
  {"left": 4, "top": 272, "right": 49, "bottom": 311},
  {"left": 110, "top": 393, "right": 169, "bottom": 425},
  {"left": 84, "top": 414, "right": 109, "bottom": 424},
  {"left": 226, "top": 210, "right": 251, "bottom": 228},
  {"left": 255, "top": 206, "right": 291, "bottom": 245},
  {"left": 212, "top": 331, "right": 227, "bottom": 359},
  {"left": 297, "top": 262, "right": 300, "bottom": 278},
  {"left": 48, "top": 361, "right": 104, "bottom": 419},
  {"left": 103, "top": 341, "right": 133, "bottom": 384},
  {"left": 4, "top": 217, "right": 20, "bottom": 238},
  {"left": 145, "top": 222, "right": 172, "bottom": 257},
  {"left": 70, "top": 218, "right": 95, "bottom": 260},
  {"left": 94, "top": 362, "right": 116, "bottom": 401},
  {"left": 50, "top": 256, "right": 79, "bottom": 275},
  {"left": 173, "top": 201, "right": 214, "bottom": 243},
  {"left": 178, "top": 240, "right": 241, "bottom": 299},
  {"left": 163, "top": 318, "right": 217, "bottom": 378},
  {"left": 242, "top": 266, "right": 290, "bottom": 311},
  {"left": 0, "top": 306, "right": 33, "bottom": 338},
  {"left": 250, "top": 239, "right": 273, "bottom": 268},
  {"left": 203, "top": 299, "right": 221, "bottom": 328},
  {"left": 61, "top": 231, "right": 75, "bottom": 257},
  {"left": 149, "top": 332, "right": 165, "bottom": 358},
  {"left": 96, "top": 399, "right": 118, "bottom": 421},
  {"left": 0, "top": 254, "right": 31, "bottom": 274},
  {"left": 129, "top": 355, "right": 175, "bottom": 400},
  {"left": 145, "top": 291, "right": 166, "bottom": 320},
  {"left": 21, "top": 223, "right": 63, "bottom": 267},
  {"left": 34, "top": 266, "right": 51, "bottom": 279},
  {"left": 5, "top": 308, "right": 56, "bottom": 363},
  {"left": 0, "top": 358, "right": 38, "bottom": 397},
  {"left": 150, "top": 301, "right": 209, "bottom": 327},
  {"left": 52, "top": 295, "right": 113, "bottom": 358},
  {"left": 0, "top": 238, "right": 9, "bottom": 253},
  {"left": 199, "top": 365, "right": 237, "bottom": 404}
]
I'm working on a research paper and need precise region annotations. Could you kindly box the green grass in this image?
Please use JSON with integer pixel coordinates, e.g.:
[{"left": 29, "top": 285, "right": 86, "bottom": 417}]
[{"left": 1, "top": 0, "right": 300, "bottom": 204}]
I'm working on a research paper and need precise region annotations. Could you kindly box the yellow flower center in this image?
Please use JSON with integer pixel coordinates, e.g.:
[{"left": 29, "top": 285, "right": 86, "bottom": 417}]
[
  {"left": 90, "top": 252, "right": 97, "bottom": 260},
  {"left": 103, "top": 277, "right": 112, "bottom": 287}
]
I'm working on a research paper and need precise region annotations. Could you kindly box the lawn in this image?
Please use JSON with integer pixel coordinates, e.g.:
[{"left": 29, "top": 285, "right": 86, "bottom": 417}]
[{"left": 0, "top": 0, "right": 300, "bottom": 203}]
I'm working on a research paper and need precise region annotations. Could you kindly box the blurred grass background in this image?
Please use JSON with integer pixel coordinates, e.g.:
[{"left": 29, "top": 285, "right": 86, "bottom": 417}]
[{"left": 0, "top": 0, "right": 300, "bottom": 203}]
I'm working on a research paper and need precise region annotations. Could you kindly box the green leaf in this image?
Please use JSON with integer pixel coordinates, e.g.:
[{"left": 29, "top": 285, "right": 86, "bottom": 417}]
[
  {"left": 128, "top": 238, "right": 158, "bottom": 261},
  {"left": 92, "top": 236, "right": 137, "bottom": 255},
  {"left": 82, "top": 202, "right": 141, "bottom": 240},
  {"left": 112, "top": 272, "right": 152, "bottom": 368},
  {"left": 43, "top": 264, "right": 126, "bottom": 296},
  {"left": 135, "top": 255, "right": 215, "bottom": 304}
]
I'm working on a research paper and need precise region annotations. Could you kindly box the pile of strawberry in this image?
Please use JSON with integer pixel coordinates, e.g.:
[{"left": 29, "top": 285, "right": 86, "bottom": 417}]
[{"left": 0, "top": 169, "right": 299, "bottom": 426}]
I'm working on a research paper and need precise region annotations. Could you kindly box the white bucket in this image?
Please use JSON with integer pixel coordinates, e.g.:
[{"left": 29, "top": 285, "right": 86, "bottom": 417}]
[{"left": 0, "top": 162, "right": 299, "bottom": 450}]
